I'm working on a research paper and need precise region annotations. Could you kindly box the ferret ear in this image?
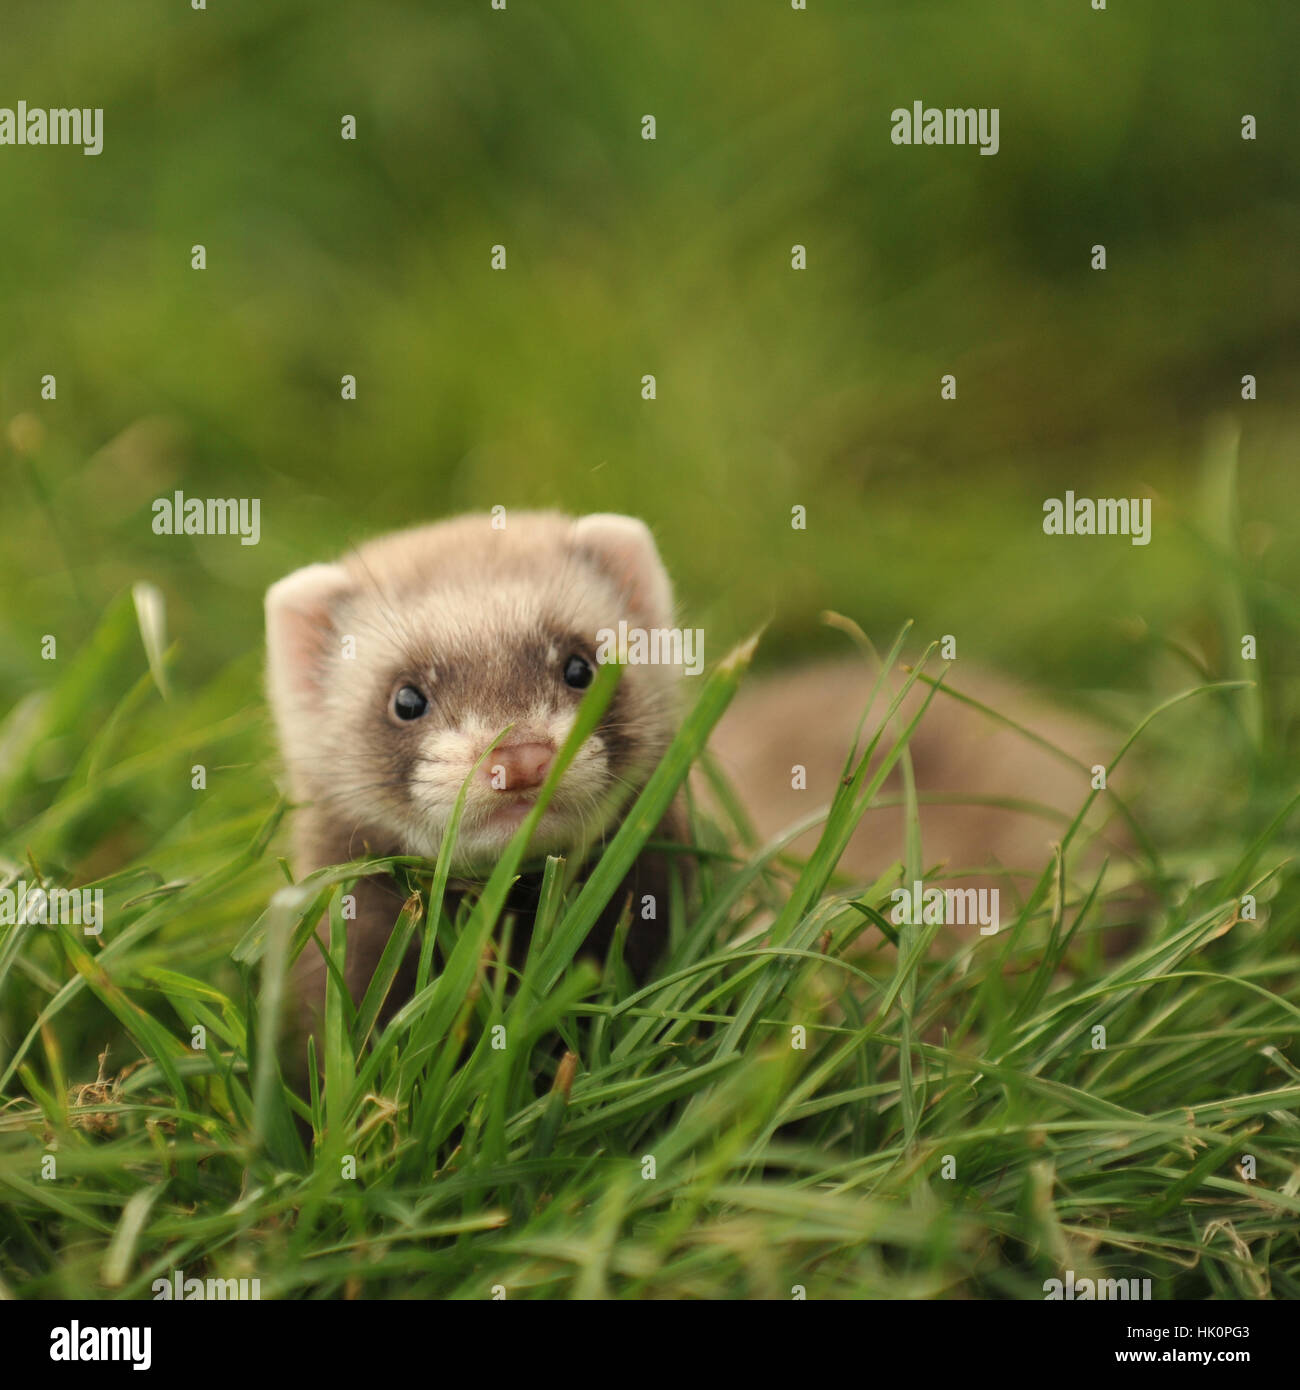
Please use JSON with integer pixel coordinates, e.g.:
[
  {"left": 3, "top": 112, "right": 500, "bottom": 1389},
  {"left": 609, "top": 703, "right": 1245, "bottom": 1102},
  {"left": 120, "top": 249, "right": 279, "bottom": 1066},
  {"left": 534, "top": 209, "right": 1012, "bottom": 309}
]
[
  {"left": 572, "top": 514, "right": 674, "bottom": 627},
  {"left": 265, "top": 562, "right": 352, "bottom": 704}
]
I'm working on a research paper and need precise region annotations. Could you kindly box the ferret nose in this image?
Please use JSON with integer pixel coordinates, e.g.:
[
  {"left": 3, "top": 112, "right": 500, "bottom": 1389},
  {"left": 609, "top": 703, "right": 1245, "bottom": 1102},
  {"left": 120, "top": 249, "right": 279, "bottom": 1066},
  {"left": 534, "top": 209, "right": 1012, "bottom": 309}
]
[{"left": 485, "top": 741, "right": 554, "bottom": 792}]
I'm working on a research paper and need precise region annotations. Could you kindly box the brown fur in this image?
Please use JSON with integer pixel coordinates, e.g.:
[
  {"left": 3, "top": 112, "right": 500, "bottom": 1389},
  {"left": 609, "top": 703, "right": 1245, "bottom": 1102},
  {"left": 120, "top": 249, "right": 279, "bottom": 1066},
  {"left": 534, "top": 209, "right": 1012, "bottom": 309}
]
[{"left": 706, "top": 659, "right": 1132, "bottom": 920}]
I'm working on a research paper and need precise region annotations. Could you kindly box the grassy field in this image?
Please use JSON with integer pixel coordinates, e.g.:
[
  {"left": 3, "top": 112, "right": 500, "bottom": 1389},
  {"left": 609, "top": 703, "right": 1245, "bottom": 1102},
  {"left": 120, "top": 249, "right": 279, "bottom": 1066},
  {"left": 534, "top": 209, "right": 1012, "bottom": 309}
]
[
  {"left": 0, "top": 2, "right": 1298, "bottom": 1300},
  {"left": 0, "top": 561, "right": 1296, "bottom": 1299}
]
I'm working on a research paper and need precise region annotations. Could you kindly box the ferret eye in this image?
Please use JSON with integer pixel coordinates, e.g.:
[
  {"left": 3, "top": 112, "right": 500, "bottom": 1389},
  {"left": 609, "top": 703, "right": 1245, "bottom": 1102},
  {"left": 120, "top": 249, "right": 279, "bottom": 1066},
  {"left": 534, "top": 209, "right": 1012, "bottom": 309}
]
[
  {"left": 563, "top": 654, "right": 594, "bottom": 690},
  {"left": 392, "top": 685, "right": 429, "bottom": 721}
]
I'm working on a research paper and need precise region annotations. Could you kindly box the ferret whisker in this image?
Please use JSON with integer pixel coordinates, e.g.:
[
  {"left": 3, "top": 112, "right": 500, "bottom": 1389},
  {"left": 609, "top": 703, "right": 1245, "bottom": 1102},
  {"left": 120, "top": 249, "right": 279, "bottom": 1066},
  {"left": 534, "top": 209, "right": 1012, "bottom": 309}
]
[{"left": 345, "top": 546, "right": 426, "bottom": 651}]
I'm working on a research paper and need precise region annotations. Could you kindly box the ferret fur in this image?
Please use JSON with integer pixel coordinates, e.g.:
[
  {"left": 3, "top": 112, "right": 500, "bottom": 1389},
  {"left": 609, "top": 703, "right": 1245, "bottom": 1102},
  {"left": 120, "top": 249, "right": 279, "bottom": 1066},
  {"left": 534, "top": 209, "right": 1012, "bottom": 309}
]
[
  {"left": 265, "top": 512, "right": 686, "bottom": 1046},
  {"left": 706, "top": 660, "right": 1128, "bottom": 910},
  {"left": 267, "top": 511, "right": 1128, "bottom": 1054}
]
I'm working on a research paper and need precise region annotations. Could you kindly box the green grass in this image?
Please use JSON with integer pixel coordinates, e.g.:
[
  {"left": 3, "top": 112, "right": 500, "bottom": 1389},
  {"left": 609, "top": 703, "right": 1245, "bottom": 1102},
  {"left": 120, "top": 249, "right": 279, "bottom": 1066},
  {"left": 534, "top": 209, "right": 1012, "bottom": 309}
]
[
  {"left": 1, "top": 581, "right": 1297, "bottom": 1301},
  {"left": 1, "top": 0, "right": 1296, "bottom": 1302}
]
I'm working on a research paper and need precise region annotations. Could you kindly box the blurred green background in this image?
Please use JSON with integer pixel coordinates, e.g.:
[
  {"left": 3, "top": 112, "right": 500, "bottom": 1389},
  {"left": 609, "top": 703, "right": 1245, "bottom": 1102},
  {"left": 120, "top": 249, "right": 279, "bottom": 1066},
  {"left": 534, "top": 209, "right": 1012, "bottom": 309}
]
[
  {"left": 2, "top": 5, "right": 1298, "bottom": 1303},
  {"left": 1, "top": 0, "right": 1297, "bottom": 774}
]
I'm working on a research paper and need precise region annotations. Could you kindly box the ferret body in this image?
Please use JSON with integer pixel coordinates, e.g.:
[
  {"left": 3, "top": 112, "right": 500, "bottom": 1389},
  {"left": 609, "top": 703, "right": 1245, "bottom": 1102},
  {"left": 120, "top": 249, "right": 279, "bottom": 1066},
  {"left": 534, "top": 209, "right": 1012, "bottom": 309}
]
[
  {"left": 266, "top": 510, "right": 1124, "bottom": 1050},
  {"left": 265, "top": 512, "right": 686, "bottom": 1044},
  {"left": 706, "top": 661, "right": 1125, "bottom": 905}
]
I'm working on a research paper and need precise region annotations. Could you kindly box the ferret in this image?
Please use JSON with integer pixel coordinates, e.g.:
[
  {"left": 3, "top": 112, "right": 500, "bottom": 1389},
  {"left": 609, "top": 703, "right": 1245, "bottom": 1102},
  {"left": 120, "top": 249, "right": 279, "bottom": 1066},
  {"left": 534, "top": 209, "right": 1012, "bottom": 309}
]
[
  {"left": 267, "top": 510, "right": 1127, "bottom": 1050},
  {"left": 706, "top": 661, "right": 1129, "bottom": 910},
  {"left": 265, "top": 511, "right": 687, "bottom": 1045}
]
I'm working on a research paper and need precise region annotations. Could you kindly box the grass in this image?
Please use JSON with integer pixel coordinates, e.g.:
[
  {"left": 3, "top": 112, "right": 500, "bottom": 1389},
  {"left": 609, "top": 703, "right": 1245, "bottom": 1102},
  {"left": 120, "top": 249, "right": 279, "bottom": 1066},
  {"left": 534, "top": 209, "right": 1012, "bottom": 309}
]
[
  {"left": 1, "top": 572, "right": 1297, "bottom": 1302},
  {"left": 1, "top": 0, "right": 1296, "bottom": 1304}
]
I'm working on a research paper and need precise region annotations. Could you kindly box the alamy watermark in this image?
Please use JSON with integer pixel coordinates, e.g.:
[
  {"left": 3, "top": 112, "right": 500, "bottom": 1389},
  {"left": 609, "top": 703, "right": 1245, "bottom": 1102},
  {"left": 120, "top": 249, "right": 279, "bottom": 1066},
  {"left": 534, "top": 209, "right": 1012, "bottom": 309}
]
[
  {"left": 891, "top": 101, "right": 999, "bottom": 156},
  {"left": 595, "top": 621, "right": 704, "bottom": 676},
  {"left": 152, "top": 491, "right": 261, "bottom": 545},
  {"left": 890, "top": 880, "right": 1000, "bottom": 936},
  {"left": 1043, "top": 492, "right": 1151, "bottom": 545},
  {"left": 1044, "top": 1270, "right": 1152, "bottom": 1300},
  {"left": 1, "top": 103, "right": 103, "bottom": 156},
  {"left": 49, "top": 1323, "right": 150, "bottom": 1370},
  {"left": 152, "top": 1269, "right": 261, "bottom": 1300},
  {"left": 0, "top": 880, "right": 102, "bottom": 935}
]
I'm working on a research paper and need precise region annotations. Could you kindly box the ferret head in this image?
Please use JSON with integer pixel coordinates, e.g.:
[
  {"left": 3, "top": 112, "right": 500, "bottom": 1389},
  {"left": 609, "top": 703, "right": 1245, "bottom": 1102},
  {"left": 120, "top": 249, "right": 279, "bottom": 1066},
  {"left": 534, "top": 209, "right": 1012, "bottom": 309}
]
[{"left": 265, "top": 511, "right": 681, "bottom": 871}]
